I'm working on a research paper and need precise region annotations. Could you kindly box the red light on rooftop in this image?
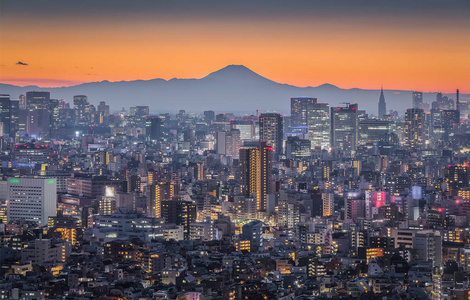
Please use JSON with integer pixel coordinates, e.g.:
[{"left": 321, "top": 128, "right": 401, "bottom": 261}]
[
  {"left": 437, "top": 208, "right": 444, "bottom": 213},
  {"left": 456, "top": 200, "right": 461, "bottom": 205}
]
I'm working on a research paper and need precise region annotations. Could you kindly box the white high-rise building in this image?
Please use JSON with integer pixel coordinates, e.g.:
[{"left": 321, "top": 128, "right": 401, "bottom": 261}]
[
  {"left": 307, "top": 102, "right": 330, "bottom": 150},
  {"left": 7, "top": 177, "right": 57, "bottom": 226}
]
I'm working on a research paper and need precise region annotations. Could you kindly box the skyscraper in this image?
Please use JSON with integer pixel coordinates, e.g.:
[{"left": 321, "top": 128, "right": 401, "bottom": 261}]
[
  {"left": 25, "top": 91, "right": 51, "bottom": 137},
  {"left": 0, "top": 94, "right": 11, "bottom": 136},
  {"left": 26, "top": 91, "right": 50, "bottom": 109},
  {"left": 73, "top": 95, "right": 92, "bottom": 126},
  {"left": 404, "top": 108, "right": 426, "bottom": 149},
  {"left": 239, "top": 142, "right": 273, "bottom": 211},
  {"left": 291, "top": 97, "right": 317, "bottom": 128},
  {"left": 307, "top": 102, "right": 330, "bottom": 150},
  {"left": 330, "top": 103, "right": 359, "bottom": 152},
  {"left": 378, "top": 86, "right": 386, "bottom": 117},
  {"left": 146, "top": 116, "right": 162, "bottom": 140},
  {"left": 7, "top": 177, "right": 57, "bottom": 226},
  {"left": 9, "top": 99, "right": 20, "bottom": 136},
  {"left": 441, "top": 109, "right": 460, "bottom": 140},
  {"left": 259, "top": 113, "right": 283, "bottom": 159},
  {"left": 412, "top": 91, "right": 424, "bottom": 109}
]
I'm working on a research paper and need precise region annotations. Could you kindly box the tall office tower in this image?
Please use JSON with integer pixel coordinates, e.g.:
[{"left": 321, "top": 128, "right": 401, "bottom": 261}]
[
  {"left": 7, "top": 177, "right": 57, "bottom": 226},
  {"left": 19, "top": 94, "right": 26, "bottom": 109},
  {"left": 239, "top": 141, "right": 273, "bottom": 211},
  {"left": 291, "top": 97, "right": 317, "bottom": 128},
  {"left": 0, "top": 94, "right": 10, "bottom": 136},
  {"left": 146, "top": 116, "right": 162, "bottom": 140},
  {"left": 330, "top": 103, "right": 359, "bottom": 152},
  {"left": 259, "top": 113, "right": 283, "bottom": 159},
  {"left": 412, "top": 91, "right": 424, "bottom": 109},
  {"left": 430, "top": 107, "right": 443, "bottom": 139},
  {"left": 404, "top": 108, "right": 426, "bottom": 149},
  {"left": 26, "top": 91, "right": 50, "bottom": 109},
  {"left": 307, "top": 102, "right": 330, "bottom": 150},
  {"left": 204, "top": 110, "right": 215, "bottom": 125},
  {"left": 441, "top": 110, "right": 460, "bottom": 140},
  {"left": 9, "top": 99, "right": 20, "bottom": 136},
  {"left": 73, "top": 95, "right": 89, "bottom": 126},
  {"left": 456, "top": 89, "right": 460, "bottom": 111},
  {"left": 49, "top": 99, "right": 64, "bottom": 130},
  {"left": 25, "top": 91, "right": 51, "bottom": 137},
  {"left": 358, "top": 119, "right": 393, "bottom": 145},
  {"left": 378, "top": 86, "right": 386, "bottom": 117}
]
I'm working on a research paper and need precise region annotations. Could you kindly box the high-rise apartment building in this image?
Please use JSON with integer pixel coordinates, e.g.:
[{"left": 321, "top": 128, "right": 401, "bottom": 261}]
[
  {"left": 239, "top": 142, "right": 273, "bottom": 211},
  {"left": 7, "top": 177, "right": 57, "bottom": 226},
  {"left": 259, "top": 113, "right": 283, "bottom": 159},
  {"left": 330, "top": 103, "right": 359, "bottom": 152},
  {"left": 404, "top": 108, "right": 426, "bottom": 149},
  {"left": 149, "top": 183, "right": 177, "bottom": 218},
  {"left": 162, "top": 200, "right": 197, "bottom": 240}
]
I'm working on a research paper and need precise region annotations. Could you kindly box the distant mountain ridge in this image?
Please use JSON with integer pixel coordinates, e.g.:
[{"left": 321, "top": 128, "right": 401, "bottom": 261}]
[{"left": 0, "top": 65, "right": 465, "bottom": 114}]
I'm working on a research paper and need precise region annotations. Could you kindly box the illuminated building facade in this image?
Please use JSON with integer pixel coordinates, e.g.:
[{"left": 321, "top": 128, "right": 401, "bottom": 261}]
[
  {"left": 239, "top": 141, "right": 273, "bottom": 211},
  {"left": 404, "top": 108, "right": 425, "bottom": 149},
  {"left": 307, "top": 102, "right": 330, "bottom": 150},
  {"left": 330, "top": 103, "right": 359, "bottom": 152}
]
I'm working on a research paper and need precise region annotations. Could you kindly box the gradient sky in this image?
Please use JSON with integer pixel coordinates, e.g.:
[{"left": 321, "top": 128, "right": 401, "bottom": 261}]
[{"left": 1, "top": 0, "right": 469, "bottom": 92}]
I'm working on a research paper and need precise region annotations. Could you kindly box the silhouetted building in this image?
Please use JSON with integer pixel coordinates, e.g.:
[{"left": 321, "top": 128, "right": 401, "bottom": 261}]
[{"left": 378, "top": 86, "right": 386, "bottom": 118}]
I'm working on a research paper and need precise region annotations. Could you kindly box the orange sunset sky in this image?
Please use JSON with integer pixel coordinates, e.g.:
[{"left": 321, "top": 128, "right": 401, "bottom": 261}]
[{"left": 1, "top": 0, "right": 469, "bottom": 93}]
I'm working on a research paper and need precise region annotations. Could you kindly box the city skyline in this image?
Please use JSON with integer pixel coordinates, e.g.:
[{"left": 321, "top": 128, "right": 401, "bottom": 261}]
[{"left": 1, "top": 0, "right": 469, "bottom": 93}]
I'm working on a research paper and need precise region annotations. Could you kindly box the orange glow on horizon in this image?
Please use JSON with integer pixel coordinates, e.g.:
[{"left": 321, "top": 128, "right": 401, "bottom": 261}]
[{"left": 1, "top": 19, "right": 469, "bottom": 93}]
